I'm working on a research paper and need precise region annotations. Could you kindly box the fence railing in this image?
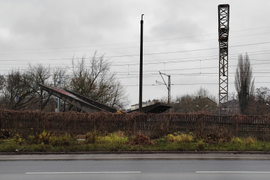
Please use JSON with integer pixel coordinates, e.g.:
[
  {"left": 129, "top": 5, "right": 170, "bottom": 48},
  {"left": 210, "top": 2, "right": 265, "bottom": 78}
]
[{"left": 0, "top": 110, "right": 269, "bottom": 138}]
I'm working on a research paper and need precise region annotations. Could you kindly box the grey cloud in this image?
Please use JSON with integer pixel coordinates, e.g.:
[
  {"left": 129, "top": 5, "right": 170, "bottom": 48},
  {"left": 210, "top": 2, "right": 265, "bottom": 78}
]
[{"left": 150, "top": 18, "right": 204, "bottom": 40}]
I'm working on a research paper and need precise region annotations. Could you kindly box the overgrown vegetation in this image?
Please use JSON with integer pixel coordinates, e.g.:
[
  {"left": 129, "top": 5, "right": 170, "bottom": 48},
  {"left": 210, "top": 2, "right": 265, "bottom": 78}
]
[
  {"left": 1, "top": 110, "right": 270, "bottom": 152},
  {"left": 0, "top": 130, "right": 269, "bottom": 152},
  {"left": 1, "top": 110, "right": 270, "bottom": 141}
]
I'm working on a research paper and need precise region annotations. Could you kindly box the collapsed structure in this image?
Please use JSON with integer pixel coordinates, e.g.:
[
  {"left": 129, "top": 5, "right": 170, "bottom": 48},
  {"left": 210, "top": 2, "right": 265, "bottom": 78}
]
[{"left": 39, "top": 84, "right": 171, "bottom": 113}]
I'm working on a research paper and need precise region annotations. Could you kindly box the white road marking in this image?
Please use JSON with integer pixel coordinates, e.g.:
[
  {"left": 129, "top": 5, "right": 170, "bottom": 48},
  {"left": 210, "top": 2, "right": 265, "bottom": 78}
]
[
  {"left": 196, "top": 171, "right": 270, "bottom": 174},
  {"left": 26, "top": 171, "right": 141, "bottom": 175}
]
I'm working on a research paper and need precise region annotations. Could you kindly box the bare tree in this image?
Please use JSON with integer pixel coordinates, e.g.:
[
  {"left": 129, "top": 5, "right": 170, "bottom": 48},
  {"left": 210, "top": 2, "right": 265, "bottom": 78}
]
[
  {"left": 0, "top": 53, "right": 129, "bottom": 111},
  {"left": 235, "top": 53, "right": 255, "bottom": 115},
  {"left": 69, "top": 52, "right": 129, "bottom": 109},
  {"left": 246, "top": 87, "right": 270, "bottom": 115},
  {"left": 172, "top": 87, "right": 217, "bottom": 114},
  {"left": 27, "top": 64, "right": 52, "bottom": 110},
  {"left": 172, "top": 94, "right": 194, "bottom": 113},
  {"left": 0, "top": 64, "right": 53, "bottom": 110},
  {"left": 0, "top": 70, "right": 32, "bottom": 109},
  {"left": 52, "top": 67, "right": 69, "bottom": 88},
  {"left": 0, "top": 75, "right": 5, "bottom": 90}
]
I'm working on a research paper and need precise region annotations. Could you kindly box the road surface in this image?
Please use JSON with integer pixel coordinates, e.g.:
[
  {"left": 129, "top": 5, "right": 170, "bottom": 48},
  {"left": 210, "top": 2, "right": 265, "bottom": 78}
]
[{"left": 1, "top": 153, "right": 270, "bottom": 180}]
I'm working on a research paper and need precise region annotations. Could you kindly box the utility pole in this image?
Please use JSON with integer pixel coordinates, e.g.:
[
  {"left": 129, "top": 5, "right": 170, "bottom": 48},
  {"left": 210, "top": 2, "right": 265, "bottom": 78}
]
[
  {"left": 218, "top": 4, "right": 230, "bottom": 116},
  {"left": 156, "top": 71, "right": 171, "bottom": 104},
  {"left": 57, "top": 71, "right": 61, "bottom": 112},
  {"left": 139, "top": 14, "right": 144, "bottom": 112},
  {"left": 40, "top": 89, "right": 43, "bottom": 111}
]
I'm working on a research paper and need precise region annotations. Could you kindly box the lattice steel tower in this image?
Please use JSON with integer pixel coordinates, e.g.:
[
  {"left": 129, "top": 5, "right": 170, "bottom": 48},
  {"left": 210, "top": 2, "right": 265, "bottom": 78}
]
[{"left": 218, "top": 4, "right": 230, "bottom": 116}]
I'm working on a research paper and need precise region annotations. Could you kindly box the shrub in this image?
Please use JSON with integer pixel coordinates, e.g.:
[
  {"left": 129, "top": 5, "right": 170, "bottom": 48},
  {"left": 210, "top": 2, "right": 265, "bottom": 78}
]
[
  {"left": 197, "top": 140, "right": 205, "bottom": 150},
  {"left": 39, "top": 131, "right": 50, "bottom": 144},
  {"left": 244, "top": 137, "right": 256, "bottom": 145},
  {"left": 165, "top": 133, "right": 193, "bottom": 143},
  {"left": 0, "top": 129, "right": 11, "bottom": 139},
  {"left": 96, "top": 131, "right": 128, "bottom": 144},
  {"left": 0, "top": 139, "right": 19, "bottom": 152},
  {"left": 49, "top": 133, "right": 76, "bottom": 146},
  {"left": 180, "top": 134, "right": 193, "bottom": 142},
  {"left": 85, "top": 131, "right": 128, "bottom": 144},
  {"left": 14, "top": 133, "right": 23, "bottom": 145},
  {"left": 231, "top": 137, "right": 243, "bottom": 144},
  {"left": 166, "top": 134, "right": 175, "bottom": 142},
  {"left": 27, "top": 134, "right": 39, "bottom": 144},
  {"left": 130, "top": 134, "right": 151, "bottom": 145},
  {"left": 85, "top": 132, "right": 97, "bottom": 144}
]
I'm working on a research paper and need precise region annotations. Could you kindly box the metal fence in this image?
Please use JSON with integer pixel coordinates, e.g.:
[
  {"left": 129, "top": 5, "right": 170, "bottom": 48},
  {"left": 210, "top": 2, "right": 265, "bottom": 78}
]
[{"left": 0, "top": 110, "right": 269, "bottom": 138}]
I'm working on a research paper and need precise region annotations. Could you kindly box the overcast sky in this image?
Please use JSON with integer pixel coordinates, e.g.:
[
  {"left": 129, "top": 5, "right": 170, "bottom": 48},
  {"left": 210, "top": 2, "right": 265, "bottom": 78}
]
[{"left": 1, "top": 0, "right": 270, "bottom": 108}]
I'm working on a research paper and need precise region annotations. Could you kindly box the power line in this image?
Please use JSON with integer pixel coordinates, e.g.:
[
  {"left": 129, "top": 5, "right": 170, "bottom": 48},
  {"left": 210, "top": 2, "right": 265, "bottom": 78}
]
[
  {"left": 1, "top": 41, "right": 270, "bottom": 63},
  {"left": 0, "top": 26, "right": 270, "bottom": 54},
  {"left": 124, "top": 81, "right": 270, "bottom": 87},
  {"left": 1, "top": 56, "right": 270, "bottom": 75}
]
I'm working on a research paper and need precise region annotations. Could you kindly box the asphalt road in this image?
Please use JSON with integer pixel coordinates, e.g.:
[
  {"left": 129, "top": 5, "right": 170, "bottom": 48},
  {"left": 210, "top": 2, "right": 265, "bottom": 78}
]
[{"left": 1, "top": 154, "right": 270, "bottom": 180}]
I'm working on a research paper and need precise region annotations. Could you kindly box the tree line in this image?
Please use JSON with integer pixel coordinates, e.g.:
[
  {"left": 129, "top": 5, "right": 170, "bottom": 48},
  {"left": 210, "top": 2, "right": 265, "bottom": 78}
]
[
  {"left": 171, "top": 53, "right": 270, "bottom": 116},
  {"left": 0, "top": 53, "right": 129, "bottom": 111},
  {"left": 0, "top": 51, "right": 268, "bottom": 115}
]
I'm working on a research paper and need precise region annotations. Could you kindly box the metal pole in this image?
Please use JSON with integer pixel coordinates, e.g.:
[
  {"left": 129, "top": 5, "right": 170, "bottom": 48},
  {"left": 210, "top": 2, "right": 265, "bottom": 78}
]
[
  {"left": 58, "top": 71, "right": 61, "bottom": 112},
  {"left": 40, "top": 89, "right": 43, "bottom": 111},
  {"left": 158, "top": 71, "right": 171, "bottom": 104},
  {"left": 168, "top": 75, "right": 171, "bottom": 104},
  {"left": 139, "top": 14, "right": 144, "bottom": 112}
]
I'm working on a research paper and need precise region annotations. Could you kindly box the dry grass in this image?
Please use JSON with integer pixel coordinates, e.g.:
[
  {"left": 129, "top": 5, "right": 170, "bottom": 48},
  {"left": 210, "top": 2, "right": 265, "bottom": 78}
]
[{"left": 166, "top": 133, "right": 193, "bottom": 143}]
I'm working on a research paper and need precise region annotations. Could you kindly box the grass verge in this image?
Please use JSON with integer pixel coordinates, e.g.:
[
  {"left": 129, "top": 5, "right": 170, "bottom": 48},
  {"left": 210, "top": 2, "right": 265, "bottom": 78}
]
[{"left": 1, "top": 131, "right": 270, "bottom": 152}]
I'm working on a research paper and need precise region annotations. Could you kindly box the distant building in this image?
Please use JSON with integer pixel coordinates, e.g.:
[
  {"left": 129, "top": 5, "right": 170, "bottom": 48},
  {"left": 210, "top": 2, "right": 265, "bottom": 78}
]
[
  {"left": 220, "top": 99, "right": 240, "bottom": 115},
  {"left": 228, "top": 99, "right": 240, "bottom": 114},
  {"left": 128, "top": 99, "right": 171, "bottom": 114},
  {"left": 130, "top": 99, "right": 159, "bottom": 111}
]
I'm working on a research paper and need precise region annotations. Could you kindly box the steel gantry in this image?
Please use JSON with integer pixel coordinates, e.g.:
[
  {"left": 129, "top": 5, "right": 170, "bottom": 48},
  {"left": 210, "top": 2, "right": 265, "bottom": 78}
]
[{"left": 218, "top": 4, "right": 230, "bottom": 116}]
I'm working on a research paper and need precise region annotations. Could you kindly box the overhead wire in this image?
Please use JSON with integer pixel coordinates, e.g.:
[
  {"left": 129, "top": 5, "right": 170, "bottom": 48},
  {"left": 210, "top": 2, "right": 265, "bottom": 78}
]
[
  {"left": 0, "top": 26, "right": 270, "bottom": 88},
  {"left": 1, "top": 41, "right": 270, "bottom": 64},
  {"left": 0, "top": 25, "right": 270, "bottom": 55}
]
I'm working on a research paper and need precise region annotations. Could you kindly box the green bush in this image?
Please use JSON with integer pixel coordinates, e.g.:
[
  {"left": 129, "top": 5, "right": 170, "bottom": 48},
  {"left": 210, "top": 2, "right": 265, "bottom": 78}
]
[
  {"left": 85, "top": 132, "right": 97, "bottom": 144},
  {"left": 165, "top": 133, "right": 193, "bottom": 143},
  {"left": 244, "top": 137, "right": 256, "bottom": 145},
  {"left": 49, "top": 133, "right": 76, "bottom": 146},
  {"left": 197, "top": 140, "right": 205, "bottom": 150},
  {"left": 27, "top": 134, "right": 39, "bottom": 144},
  {"left": 39, "top": 131, "right": 50, "bottom": 144},
  {"left": 231, "top": 137, "right": 243, "bottom": 144},
  {"left": 97, "top": 132, "right": 128, "bottom": 144},
  {"left": 14, "top": 133, "right": 24, "bottom": 145},
  {"left": 0, "top": 139, "right": 20, "bottom": 152},
  {"left": 85, "top": 131, "right": 128, "bottom": 144}
]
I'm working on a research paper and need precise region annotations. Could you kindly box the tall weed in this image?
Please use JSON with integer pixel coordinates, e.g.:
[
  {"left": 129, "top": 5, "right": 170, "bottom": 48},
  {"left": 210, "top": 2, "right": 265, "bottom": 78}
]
[
  {"left": 97, "top": 131, "right": 128, "bottom": 144},
  {"left": 244, "top": 137, "right": 256, "bottom": 145},
  {"left": 230, "top": 137, "right": 243, "bottom": 144},
  {"left": 166, "top": 133, "right": 193, "bottom": 143},
  {"left": 49, "top": 133, "right": 76, "bottom": 146}
]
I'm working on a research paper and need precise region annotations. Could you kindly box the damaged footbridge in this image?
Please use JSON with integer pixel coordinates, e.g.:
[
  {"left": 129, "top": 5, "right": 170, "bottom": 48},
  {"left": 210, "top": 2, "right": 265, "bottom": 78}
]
[
  {"left": 39, "top": 84, "right": 171, "bottom": 113},
  {"left": 39, "top": 84, "right": 118, "bottom": 113}
]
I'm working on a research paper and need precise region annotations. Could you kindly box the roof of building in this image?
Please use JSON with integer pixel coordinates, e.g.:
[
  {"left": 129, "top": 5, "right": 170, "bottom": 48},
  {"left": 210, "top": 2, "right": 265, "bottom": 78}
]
[{"left": 128, "top": 102, "right": 172, "bottom": 114}]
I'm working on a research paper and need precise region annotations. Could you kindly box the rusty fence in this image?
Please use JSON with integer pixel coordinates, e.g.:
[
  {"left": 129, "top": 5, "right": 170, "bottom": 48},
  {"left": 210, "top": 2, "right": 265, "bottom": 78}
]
[{"left": 0, "top": 110, "right": 269, "bottom": 139}]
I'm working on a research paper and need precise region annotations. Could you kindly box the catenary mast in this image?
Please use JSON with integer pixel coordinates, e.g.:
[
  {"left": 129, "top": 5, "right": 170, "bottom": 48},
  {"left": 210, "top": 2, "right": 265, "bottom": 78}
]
[{"left": 218, "top": 4, "right": 230, "bottom": 115}]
